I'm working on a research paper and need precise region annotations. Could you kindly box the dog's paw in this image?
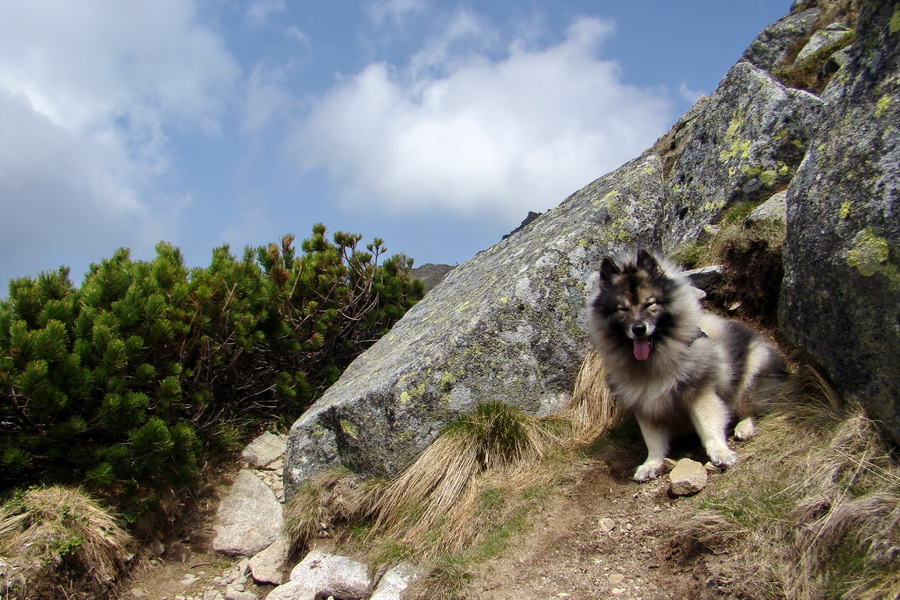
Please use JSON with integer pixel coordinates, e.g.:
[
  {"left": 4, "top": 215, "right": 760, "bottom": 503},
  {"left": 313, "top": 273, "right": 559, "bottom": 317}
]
[
  {"left": 708, "top": 448, "right": 738, "bottom": 469},
  {"left": 633, "top": 460, "right": 664, "bottom": 482},
  {"left": 734, "top": 418, "right": 756, "bottom": 441}
]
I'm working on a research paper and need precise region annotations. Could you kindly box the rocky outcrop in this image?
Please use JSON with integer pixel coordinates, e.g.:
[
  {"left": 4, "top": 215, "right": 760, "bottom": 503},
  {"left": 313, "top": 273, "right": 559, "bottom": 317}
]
[
  {"left": 663, "top": 61, "right": 823, "bottom": 249},
  {"left": 409, "top": 263, "right": 455, "bottom": 293},
  {"left": 284, "top": 24, "right": 830, "bottom": 496},
  {"left": 741, "top": 7, "right": 820, "bottom": 70},
  {"left": 780, "top": 0, "right": 900, "bottom": 444}
]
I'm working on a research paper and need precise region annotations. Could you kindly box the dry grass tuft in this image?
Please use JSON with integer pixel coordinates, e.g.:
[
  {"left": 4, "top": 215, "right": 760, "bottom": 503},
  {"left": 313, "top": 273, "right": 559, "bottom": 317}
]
[
  {"left": 676, "top": 366, "right": 900, "bottom": 600},
  {"left": 284, "top": 349, "right": 617, "bottom": 564},
  {"left": 0, "top": 485, "right": 133, "bottom": 599}
]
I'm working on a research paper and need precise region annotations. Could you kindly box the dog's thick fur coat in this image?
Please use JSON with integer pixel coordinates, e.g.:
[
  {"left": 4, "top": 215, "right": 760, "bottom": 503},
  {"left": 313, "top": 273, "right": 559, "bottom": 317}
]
[{"left": 586, "top": 249, "right": 788, "bottom": 481}]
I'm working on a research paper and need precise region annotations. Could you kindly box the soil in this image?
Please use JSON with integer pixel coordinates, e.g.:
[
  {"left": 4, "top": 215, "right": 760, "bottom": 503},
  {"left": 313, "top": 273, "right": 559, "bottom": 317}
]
[
  {"left": 462, "top": 434, "right": 723, "bottom": 600},
  {"left": 123, "top": 428, "right": 730, "bottom": 600}
]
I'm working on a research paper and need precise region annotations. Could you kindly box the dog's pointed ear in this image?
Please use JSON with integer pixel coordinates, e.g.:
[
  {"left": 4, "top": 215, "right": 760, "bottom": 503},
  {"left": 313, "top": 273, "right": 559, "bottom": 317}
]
[
  {"left": 599, "top": 256, "right": 620, "bottom": 287},
  {"left": 636, "top": 248, "right": 661, "bottom": 276}
]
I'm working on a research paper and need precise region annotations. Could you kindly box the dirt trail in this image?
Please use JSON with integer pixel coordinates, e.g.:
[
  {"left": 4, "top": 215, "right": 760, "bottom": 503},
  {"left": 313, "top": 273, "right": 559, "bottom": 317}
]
[
  {"left": 464, "top": 437, "right": 720, "bottom": 600},
  {"left": 125, "top": 431, "right": 727, "bottom": 600}
]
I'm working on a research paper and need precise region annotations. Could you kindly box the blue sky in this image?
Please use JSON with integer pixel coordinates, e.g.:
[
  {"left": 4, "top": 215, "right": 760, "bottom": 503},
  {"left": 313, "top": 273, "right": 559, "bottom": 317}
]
[{"left": 0, "top": 0, "right": 791, "bottom": 291}]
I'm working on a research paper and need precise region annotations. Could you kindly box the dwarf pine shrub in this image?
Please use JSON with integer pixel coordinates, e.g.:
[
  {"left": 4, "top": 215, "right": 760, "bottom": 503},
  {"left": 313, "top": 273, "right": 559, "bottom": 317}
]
[{"left": 0, "top": 225, "right": 423, "bottom": 518}]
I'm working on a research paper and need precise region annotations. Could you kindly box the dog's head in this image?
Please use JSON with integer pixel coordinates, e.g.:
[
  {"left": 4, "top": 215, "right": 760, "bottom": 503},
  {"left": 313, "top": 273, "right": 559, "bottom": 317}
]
[{"left": 593, "top": 249, "right": 672, "bottom": 361}]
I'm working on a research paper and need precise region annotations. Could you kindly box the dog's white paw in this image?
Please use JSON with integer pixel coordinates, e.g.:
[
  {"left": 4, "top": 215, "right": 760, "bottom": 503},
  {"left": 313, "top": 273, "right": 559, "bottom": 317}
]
[
  {"left": 708, "top": 448, "right": 738, "bottom": 469},
  {"left": 734, "top": 418, "right": 756, "bottom": 441},
  {"left": 633, "top": 460, "right": 664, "bottom": 482}
]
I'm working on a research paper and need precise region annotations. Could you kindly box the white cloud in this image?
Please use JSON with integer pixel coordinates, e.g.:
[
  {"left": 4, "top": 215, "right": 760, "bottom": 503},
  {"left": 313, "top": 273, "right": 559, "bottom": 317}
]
[
  {"left": 241, "top": 63, "right": 294, "bottom": 138},
  {"left": 0, "top": 0, "right": 239, "bottom": 281},
  {"left": 367, "top": 0, "right": 429, "bottom": 27},
  {"left": 246, "top": 0, "right": 287, "bottom": 27},
  {"left": 407, "top": 9, "right": 498, "bottom": 77},
  {"left": 290, "top": 16, "right": 673, "bottom": 222}
]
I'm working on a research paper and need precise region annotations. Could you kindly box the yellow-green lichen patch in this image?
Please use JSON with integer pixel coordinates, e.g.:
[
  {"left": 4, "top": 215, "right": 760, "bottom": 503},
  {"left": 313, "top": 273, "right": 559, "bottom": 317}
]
[
  {"left": 847, "top": 228, "right": 900, "bottom": 289},
  {"left": 719, "top": 112, "right": 752, "bottom": 162},
  {"left": 702, "top": 197, "right": 727, "bottom": 212},
  {"left": 840, "top": 200, "right": 852, "bottom": 219},
  {"left": 340, "top": 419, "right": 360, "bottom": 440},
  {"left": 890, "top": 3, "right": 900, "bottom": 34},
  {"left": 399, "top": 391, "right": 411, "bottom": 404},
  {"left": 759, "top": 170, "right": 777, "bottom": 186},
  {"left": 439, "top": 371, "right": 456, "bottom": 388},
  {"left": 875, "top": 95, "right": 892, "bottom": 118},
  {"left": 720, "top": 138, "right": 752, "bottom": 162}
]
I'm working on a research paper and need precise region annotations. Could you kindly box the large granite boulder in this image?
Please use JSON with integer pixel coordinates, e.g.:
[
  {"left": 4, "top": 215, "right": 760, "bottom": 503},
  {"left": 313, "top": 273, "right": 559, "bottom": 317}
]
[{"left": 779, "top": 0, "right": 900, "bottom": 444}]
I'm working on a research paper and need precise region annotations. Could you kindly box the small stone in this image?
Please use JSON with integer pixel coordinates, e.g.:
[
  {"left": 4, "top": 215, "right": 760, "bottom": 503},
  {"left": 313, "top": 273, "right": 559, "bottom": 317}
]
[
  {"left": 597, "top": 517, "right": 616, "bottom": 533},
  {"left": 608, "top": 573, "right": 625, "bottom": 585},
  {"left": 669, "top": 458, "right": 708, "bottom": 495},
  {"left": 131, "top": 588, "right": 148, "bottom": 598}
]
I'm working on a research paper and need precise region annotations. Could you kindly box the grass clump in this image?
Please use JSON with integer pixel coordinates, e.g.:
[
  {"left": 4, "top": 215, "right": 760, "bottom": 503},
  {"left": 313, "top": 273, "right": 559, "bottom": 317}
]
[
  {"left": 676, "top": 367, "right": 900, "bottom": 600},
  {"left": 0, "top": 485, "right": 133, "bottom": 599}
]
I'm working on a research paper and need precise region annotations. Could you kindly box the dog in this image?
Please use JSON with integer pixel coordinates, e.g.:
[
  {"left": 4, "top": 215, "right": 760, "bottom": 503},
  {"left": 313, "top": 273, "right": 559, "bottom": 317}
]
[{"left": 586, "top": 248, "right": 788, "bottom": 482}]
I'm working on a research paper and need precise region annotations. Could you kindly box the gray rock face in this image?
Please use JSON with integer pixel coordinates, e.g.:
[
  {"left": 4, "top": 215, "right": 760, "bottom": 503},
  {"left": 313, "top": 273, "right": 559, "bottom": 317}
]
[
  {"left": 249, "top": 534, "right": 292, "bottom": 585},
  {"left": 794, "top": 22, "right": 853, "bottom": 64},
  {"left": 780, "top": 0, "right": 900, "bottom": 444},
  {"left": 370, "top": 562, "right": 419, "bottom": 600},
  {"left": 283, "top": 1, "right": 899, "bottom": 491},
  {"left": 741, "top": 8, "right": 820, "bottom": 70},
  {"left": 212, "top": 470, "right": 284, "bottom": 557},
  {"left": 664, "top": 61, "right": 823, "bottom": 249},
  {"left": 241, "top": 432, "right": 287, "bottom": 468},
  {"left": 748, "top": 190, "right": 787, "bottom": 224},
  {"left": 267, "top": 549, "right": 371, "bottom": 600},
  {"left": 285, "top": 153, "right": 677, "bottom": 492}
]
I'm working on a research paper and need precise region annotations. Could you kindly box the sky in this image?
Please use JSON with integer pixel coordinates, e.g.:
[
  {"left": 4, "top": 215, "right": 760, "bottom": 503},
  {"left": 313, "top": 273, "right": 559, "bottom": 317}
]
[{"left": 0, "top": 0, "right": 793, "bottom": 292}]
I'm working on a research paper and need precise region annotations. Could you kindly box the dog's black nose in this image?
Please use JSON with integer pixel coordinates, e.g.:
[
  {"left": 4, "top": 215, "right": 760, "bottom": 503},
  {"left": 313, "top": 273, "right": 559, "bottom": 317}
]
[{"left": 632, "top": 323, "right": 647, "bottom": 337}]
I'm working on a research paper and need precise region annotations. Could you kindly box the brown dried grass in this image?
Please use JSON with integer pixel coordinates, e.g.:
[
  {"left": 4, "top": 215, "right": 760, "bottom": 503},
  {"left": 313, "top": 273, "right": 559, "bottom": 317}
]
[
  {"left": 0, "top": 485, "right": 133, "bottom": 598},
  {"left": 676, "top": 366, "right": 900, "bottom": 600}
]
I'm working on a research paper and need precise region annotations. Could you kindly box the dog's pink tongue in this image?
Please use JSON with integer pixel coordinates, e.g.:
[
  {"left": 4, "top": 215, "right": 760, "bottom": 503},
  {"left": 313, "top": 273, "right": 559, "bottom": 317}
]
[{"left": 634, "top": 338, "right": 651, "bottom": 361}]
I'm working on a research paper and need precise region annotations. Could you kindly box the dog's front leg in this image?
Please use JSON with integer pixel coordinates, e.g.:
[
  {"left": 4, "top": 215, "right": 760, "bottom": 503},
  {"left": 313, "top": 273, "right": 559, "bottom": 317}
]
[
  {"left": 689, "top": 390, "right": 738, "bottom": 468},
  {"left": 634, "top": 414, "right": 670, "bottom": 482}
]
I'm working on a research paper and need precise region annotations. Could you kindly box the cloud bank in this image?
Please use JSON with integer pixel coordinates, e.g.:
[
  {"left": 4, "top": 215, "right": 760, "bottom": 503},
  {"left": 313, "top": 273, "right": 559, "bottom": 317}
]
[
  {"left": 0, "top": 0, "right": 238, "bottom": 280},
  {"left": 292, "top": 15, "right": 673, "bottom": 221}
]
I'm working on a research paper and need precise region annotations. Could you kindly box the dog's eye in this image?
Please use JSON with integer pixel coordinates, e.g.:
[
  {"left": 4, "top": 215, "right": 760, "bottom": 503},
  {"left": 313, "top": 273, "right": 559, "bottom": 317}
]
[
  {"left": 616, "top": 306, "right": 628, "bottom": 312},
  {"left": 644, "top": 300, "right": 657, "bottom": 309}
]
